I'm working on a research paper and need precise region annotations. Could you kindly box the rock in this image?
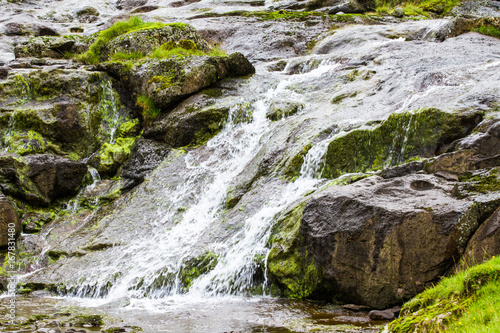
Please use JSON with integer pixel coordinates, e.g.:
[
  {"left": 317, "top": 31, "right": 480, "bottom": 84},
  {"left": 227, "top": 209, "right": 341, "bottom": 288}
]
[
  {"left": 267, "top": 60, "right": 288, "bottom": 72},
  {"left": 0, "top": 66, "right": 9, "bottom": 80},
  {"left": 4, "top": 22, "right": 30, "bottom": 36},
  {"left": 393, "top": 7, "right": 405, "bottom": 18},
  {"left": 72, "top": 314, "right": 103, "bottom": 327},
  {"left": 266, "top": 101, "right": 303, "bottom": 121},
  {"left": 101, "top": 24, "right": 210, "bottom": 62},
  {"left": 380, "top": 161, "right": 424, "bottom": 179},
  {"left": 144, "top": 100, "right": 230, "bottom": 147},
  {"left": 342, "top": 304, "right": 372, "bottom": 312},
  {"left": 1, "top": 153, "right": 87, "bottom": 207},
  {"left": 271, "top": 0, "right": 374, "bottom": 13},
  {"left": 0, "top": 70, "right": 135, "bottom": 160},
  {"left": 286, "top": 108, "right": 480, "bottom": 180},
  {"left": 14, "top": 36, "right": 89, "bottom": 59},
  {"left": 131, "top": 5, "right": 159, "bottom": 13},
  {"left": 268, "top": 173, "right": 484, "bottom": 308},
  {"left": 0, "top": 192, "right": 22, "bottom": 248},
  {"left": 116, "top": 0, "right": 148, "bottom": 10},
  {"left": 25, "top": 154, "right": 88, "bottom": 201},
  {"left": 369, "top": 309, "right": 395, "bottom": 320},
  {"left": 461, "top": 206, "right": 500, "bottom": 265},
  {"left": 89, "top": 138, "right": 136, "bottom": 177},
  {"left": 102, "top": 52, "right": 254, "bottom": 110},
  {"left": 75, "top": 7, "right": 99, "bottom": 23},
  {"left": 119, "top": 138, "right": 171, "bottom": 191}
]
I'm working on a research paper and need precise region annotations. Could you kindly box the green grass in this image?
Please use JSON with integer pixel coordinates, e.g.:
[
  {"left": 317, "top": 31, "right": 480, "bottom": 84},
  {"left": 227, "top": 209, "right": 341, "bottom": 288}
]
[
  {"left": 136, "top": 95, "right": 161, "bottom": 124},
  {"left": 77, "top": 17, "right": 225, "bottom": 65},
  {"left": 78, "top": 17, "right": 166, "bottom": 64},
  {"left": 109, "top": 51, "right": 145, "bottom": 61},
  {"left": 389, "top": 256, "right": 500, "bottom": 332},
  {"left": 374, "top": 0, "right": 460, "bottom": 17},
  {"left": 473, "top": 25, "right": 500, "bottom": 39}
]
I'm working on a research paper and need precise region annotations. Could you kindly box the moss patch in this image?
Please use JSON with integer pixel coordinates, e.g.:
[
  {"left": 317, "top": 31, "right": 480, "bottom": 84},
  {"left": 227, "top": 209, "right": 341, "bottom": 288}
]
[
  {"left": 472, "top": 25, "right": 500, "bottom": 39},
  {"left": 92, "top": 137, "right": 135, "bottom": 177},
  {"left": 321, "top": 108, "right": 478, "bottom": 179},
  {"left": 136, "top": 95, "right": 161, "bottom": 124},
  {"left": 267, "top": 202, "right": 323, "bottom": 299}
]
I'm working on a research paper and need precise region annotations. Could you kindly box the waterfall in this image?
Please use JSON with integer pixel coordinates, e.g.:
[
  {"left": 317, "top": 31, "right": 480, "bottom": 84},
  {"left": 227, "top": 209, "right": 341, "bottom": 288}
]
[{"left": 56, "top": 62, "right": 339, "bottom": 302}]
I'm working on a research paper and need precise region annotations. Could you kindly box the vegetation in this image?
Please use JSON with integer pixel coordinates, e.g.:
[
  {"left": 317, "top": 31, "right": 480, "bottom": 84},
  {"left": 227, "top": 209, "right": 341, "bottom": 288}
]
[
  {"left": 77, "top": 16, "right": 226, "bottom": 65},
  {"left": 473, "top": 25, "right": 500, "bottom": 39},
  {"left": 389, "top": 256, "right": 500, "bottom": 332},
  {"left": 374, "top": 0, "right": 460, "bottom": 16},
  {"left": 136, "top": 95, "right": 161, "bottom": 124},
  {"left": 78, "top": 17, "right": 165, "bottom": 64}
]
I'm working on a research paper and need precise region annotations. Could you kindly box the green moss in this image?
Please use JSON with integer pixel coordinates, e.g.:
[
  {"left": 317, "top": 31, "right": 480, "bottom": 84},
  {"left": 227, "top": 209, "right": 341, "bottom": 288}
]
[
  {"left": 202, "top": 88, "right": 223, "bottom": 98},
  {"left": 267, "top": 202, "right": 323, "bottom": 299},
  {"left": 9, "top": 130, "right": 47, "bottom": 155},
  {"left": 95, "top": 137, "right": 135, "bottom": 176},
  {"left": 77, "top": 17, "right": 167, "bottom": 64},
  {"left": 72, "top": 315, "right": 104, "bottom": 327},
  {"left": 321, "top": 108, "right": 475, "bottom": 179},
  {"left": 109, "top": 51, "right": 145, "bottom": 61},
  {"left": 458, "top": 170, "right": 500, "bottom": 194},
  {"left": 179, "top": 251, "right": 219, "bottom": 292},
  {"left": 117, "top": 119, "right": 140, "bottom": 138},
  {"left": 389, "top": 256, "right": 500, "bottom": 332},
  {"left": 136, "top": 95, "right": 161, "bottom": 124},
  {"left": 77, "top": 17, "right": 219, "bottom": 65},
  {"left": 284, "top": 144, "right": 312, "bottom": 180},
  {"left": 242, "top": 10, "right": 327, "bottom": 21},
  {"left": 473, "top": 25, "right": 500, "bottom": 39}
]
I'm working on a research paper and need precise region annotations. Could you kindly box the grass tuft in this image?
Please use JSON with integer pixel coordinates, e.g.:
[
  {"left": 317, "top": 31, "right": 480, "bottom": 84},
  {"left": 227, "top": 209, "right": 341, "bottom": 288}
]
[
  {"left": 136, "top": 95, "right": 161, "bottom": 124},
  {"left": 389, "top": 256, "right": 500, "bottom": 332},
  {"left": 473, "top": 25, "right": 500, "bottom": 39}
]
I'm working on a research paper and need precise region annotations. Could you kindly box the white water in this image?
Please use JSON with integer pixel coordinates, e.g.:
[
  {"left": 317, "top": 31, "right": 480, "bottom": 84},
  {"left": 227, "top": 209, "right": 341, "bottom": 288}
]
[{"left": 60, "top": 63, "right": 338, "bottom": 304}]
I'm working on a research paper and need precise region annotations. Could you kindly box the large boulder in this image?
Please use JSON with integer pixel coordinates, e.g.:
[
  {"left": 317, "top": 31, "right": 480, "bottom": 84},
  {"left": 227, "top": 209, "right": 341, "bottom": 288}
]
[
  {"left": 0, "top": 69, "right": 135, "bottom": 160},
  {"left": 101, "top": 52, "right": 254, "bottom": 111},
  {"left": 144, "top": 99, "right": 230, "bottom": 147},
  {"left": 0, "top": 192, "right": 22, "bottom": 248},
  {"left": 102, "top": 24, "right": 210, "bottom": 61},
  {"left": 119, "top": 138, "right": 171, "bottom": 191},
  {"left": 319, "top": 108, "right": 481, "bottom": 180},
  {"left": 267, "top": 173, "right": 495, "bottom": 308},
  {"left": 0, "top": 154, "right": 88, "bottom": 206},
  {"left": 25, "top": 154, "right": 88, "bottom": 201},
  {"left": 461, "top": 206, "right": 500, "bottom": 265}
]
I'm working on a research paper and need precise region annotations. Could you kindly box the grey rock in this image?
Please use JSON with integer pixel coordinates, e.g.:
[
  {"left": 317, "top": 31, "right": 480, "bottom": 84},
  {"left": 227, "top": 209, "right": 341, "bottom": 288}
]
[
  {"left": 0, "top": 66, "right": 9, "bottom": 79},
  {"left": 0, "top": 192, "right": 21, "bottom": 248},
  {"left": 393, "top": 7, "right": 405, "bottom": 18},
  {"left": 268, "top": 173, "right": 485, "bottom": 308},
  {"left": 120, "top": 139, "right": 171, "bottom": 191},
  {"left": 369, "top": 309, "right": 395, "bottom": 320},
  {"left": 25, "top": 154, "right": 88, "bottom": 201}
]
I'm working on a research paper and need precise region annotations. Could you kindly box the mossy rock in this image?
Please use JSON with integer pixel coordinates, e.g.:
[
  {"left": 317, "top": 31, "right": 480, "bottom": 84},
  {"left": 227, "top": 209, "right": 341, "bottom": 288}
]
[
  {"left": 179, "top": 251, "right": 219, "bottom": 292},
  {"left": 93, "top": 22, "right": 209, "bottom": 63},
  {"left": 90, "top": 138, "right": 136, "bottom": 177},
  {"left": 14, "top": 35, "right": 91, "bottom": 59},
  {"left": 72, "top": 314, "right": 104, "bottom": 327},
  {"left": 0, "top": 70, "right": 135, "bottom": 160},
  {"left": 319, "top": 108, "right": 481, "bottom": 179},
  {"left": 266, "top": 101, "right": 303, "bottom": 121},
  {"left": 267, "top": 202, "right": 324, "bottom": 299}
]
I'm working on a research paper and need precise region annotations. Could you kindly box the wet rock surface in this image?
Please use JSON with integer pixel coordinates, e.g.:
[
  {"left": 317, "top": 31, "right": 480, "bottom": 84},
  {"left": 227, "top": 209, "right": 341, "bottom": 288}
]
[
  {"left": 0, "top": 192, "right": 21, "bottom": 248},
  {"left": 0, "top": 0, "right": 500, "bottom": 331}
]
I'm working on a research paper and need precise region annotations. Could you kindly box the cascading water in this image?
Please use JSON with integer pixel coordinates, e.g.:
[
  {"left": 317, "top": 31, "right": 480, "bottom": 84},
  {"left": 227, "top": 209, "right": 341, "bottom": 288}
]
[{"left": 52, "top": 62, "right": 339, "bottom": 305}]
